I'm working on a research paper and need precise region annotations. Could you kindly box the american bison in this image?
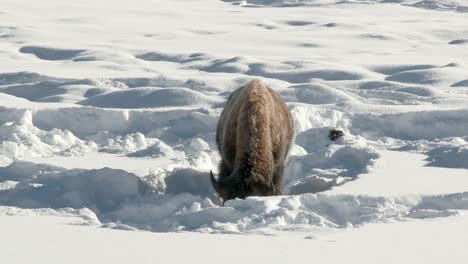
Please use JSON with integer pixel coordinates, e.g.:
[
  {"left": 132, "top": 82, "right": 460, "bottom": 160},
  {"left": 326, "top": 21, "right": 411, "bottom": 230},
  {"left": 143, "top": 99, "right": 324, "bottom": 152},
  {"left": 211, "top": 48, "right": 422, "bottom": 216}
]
[{"left": 211, "top": 79, "right": 294, "bottom": 202}]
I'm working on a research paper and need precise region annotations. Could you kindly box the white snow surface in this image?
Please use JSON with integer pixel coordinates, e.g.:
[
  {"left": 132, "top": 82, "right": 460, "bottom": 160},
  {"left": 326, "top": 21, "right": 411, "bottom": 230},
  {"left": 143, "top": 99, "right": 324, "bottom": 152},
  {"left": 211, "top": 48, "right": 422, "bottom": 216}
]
[
  {"left": 2, "top": 210, "right": 468, "bottom": 264},
  {"left": 1, "top": 0, "right": 468, "bottom": 257}
]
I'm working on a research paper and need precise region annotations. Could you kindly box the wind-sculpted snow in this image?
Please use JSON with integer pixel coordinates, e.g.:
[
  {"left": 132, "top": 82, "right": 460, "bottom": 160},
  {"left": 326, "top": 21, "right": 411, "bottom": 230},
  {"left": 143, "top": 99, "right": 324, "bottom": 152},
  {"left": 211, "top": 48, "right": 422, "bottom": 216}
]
[
  {"left": 281, "top": 83, "right": 359, "bottom": 105},
  {"left": 351, "top": 110, "right": 468, "bottom": 140},
  {"left": 33, "top": 107, "right": 217, "bottom": 140},
  {"left": 2, "top": 0, "right": 468, "bottom": 237},
  {"left": 222, "top": 0, "right": 468, "bottom": 12},
  {"left": 0, "top": 79, "right": 120, "bottom": 103},
  {"left": 80, "top": 87, "right": 222, "bottom": 108},
  {"left": 19, "top": 46, "right": 87, "bottom": 61},
  {"left": 0, "top": 72, "right": 69, "bottom": 85}
]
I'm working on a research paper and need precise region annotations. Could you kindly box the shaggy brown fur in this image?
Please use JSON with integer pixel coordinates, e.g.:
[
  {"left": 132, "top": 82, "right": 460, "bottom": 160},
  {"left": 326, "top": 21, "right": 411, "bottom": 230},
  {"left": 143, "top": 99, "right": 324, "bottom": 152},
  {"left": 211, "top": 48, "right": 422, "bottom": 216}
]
[{"left": 211, "top": 79, "right": 294, "bottom": 202}]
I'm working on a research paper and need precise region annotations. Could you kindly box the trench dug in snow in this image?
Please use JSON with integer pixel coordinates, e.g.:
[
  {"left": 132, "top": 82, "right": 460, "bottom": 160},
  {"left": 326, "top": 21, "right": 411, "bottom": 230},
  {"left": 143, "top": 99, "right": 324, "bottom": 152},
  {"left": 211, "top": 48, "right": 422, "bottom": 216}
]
[{"left": 0, "top": 106, "right": 467, "bottom": 233}]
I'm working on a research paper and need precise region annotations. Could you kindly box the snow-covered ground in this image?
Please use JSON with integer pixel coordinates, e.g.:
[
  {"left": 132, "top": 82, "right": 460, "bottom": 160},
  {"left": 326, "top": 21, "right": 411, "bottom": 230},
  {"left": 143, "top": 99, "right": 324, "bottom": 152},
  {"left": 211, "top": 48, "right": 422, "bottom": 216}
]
[
  {"left": 2, "top": 210, "right": 468, "bottom": 264},
  {"left": 1, "top": 0, "right": 468, "bottom": 261}
]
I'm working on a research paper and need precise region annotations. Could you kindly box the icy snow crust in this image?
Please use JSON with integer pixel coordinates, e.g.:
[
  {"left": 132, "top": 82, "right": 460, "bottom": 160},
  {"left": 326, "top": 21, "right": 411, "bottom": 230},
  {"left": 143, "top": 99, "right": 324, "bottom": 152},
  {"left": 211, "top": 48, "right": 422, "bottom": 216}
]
[{"left": 1, "top": 0, "right": 468, "bottom": 234}]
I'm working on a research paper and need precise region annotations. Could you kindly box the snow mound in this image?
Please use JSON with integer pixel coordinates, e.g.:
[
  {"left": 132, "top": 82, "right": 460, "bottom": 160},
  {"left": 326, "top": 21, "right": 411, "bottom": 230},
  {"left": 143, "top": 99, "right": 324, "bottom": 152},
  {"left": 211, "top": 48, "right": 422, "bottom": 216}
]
[
  {"left": 136, "top": 51, "right": 209, "bottom": 63},
  {"left": 0, "top": 72, "right": 68, "bottom": 85},
  {"left": 371, "top": 64, "right": 437, "bottom": 76},
  {"left": 247, "top": 63, "right": 368, "bottom": 83},
  {"left": 281, "top": 83, "right": 358, "bottom": 104},
  {"left": 199, "top": 56, "right": 254, "bottom": 74},
  {"left": 351, "top": 109, "right": 468, "bottom": 140},
  {"left": 394, "top": 86, "right": 442, "bottom": 97},
  {"left": 0, "top": 166, "right": 147, "bottom": 213},
  {"left": 0, "top": 206, "right": 100, "bottom": 224},
  {"left": 448, "top": 39, "right": 468, "bottom": 45},
  {"left": 222, "top": 0, "right": 468, "bottom": 12},
  {"left": 0, "top": 73, "right": 130, "bottom": 103},
  {"left": 410, "top": 0, "right": 468, "bottom": 12},
  {"left": 113, "top": 76, "right": 185, "bottom": 88},
  {"left": 426, "top": 144, "right": 468, "bottom": 169},
  {"left": 80, "top": 87, "right": 221, "bottom": 108},
  {"left": 164, "top": 168, "right": 215, "bottom": 197},
  {"left": 385, "top": 67, "right": 465, "bottom": 86},
  {"left": 127, "top": 139, "right": 178, "bottom": 158},
  {"left": 451, "top": 79, "right": 468, "bottom": 87},
  {"left": 0, "top": 161, "right": 66, "bottom": 182},
  {"left": 19, "top": 46, "right": 86, "bottom": 61},
  {"left": 0, "top": 82, "right": 89, "bottom": 103}
]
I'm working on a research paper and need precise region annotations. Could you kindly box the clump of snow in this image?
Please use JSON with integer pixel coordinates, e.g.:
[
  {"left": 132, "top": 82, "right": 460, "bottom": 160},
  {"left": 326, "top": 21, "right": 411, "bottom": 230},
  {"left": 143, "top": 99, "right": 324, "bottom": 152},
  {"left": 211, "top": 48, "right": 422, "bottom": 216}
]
[
  {"left": 0, "top": 109, "right": 94, "bottom": 162},
  {"left": 0, "top": 181, "right": 18, "bottom": 191},
  {"left": 98, "top": 132, "right": 155, "bottom": 154},
  {"left": 127, "top": 139, "right": 178, "bottom": 158},
  {"left": 290, "top": 106, "right": 348, "bottom": 134},
  {"left": 184, "top": 137, "right": 211, "bottom": 155},
  {"left": 182, "top": 138, "right": 219, "bottom": 170}
]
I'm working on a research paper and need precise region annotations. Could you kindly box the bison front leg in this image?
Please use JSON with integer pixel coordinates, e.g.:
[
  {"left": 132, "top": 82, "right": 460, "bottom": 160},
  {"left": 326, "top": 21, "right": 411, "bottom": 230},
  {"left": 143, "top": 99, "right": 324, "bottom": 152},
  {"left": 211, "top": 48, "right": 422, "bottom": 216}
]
[{"left": 272, "top": 164, "right": 284, "bottom": 195}]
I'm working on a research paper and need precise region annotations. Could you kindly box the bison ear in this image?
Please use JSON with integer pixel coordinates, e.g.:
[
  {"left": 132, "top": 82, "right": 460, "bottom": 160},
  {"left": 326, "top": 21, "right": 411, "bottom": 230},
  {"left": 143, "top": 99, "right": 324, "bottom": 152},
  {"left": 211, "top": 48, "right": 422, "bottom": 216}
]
[{"left": 210, "top": 170, "right": 220, "bottom": 193}]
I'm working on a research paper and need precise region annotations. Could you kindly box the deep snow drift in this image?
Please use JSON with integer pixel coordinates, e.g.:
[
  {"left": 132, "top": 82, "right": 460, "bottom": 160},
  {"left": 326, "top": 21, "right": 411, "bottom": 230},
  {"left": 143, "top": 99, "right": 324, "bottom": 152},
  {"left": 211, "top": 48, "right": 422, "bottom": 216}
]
[{"left": 1, "top": 0, "right": 468, "bottom": 241}]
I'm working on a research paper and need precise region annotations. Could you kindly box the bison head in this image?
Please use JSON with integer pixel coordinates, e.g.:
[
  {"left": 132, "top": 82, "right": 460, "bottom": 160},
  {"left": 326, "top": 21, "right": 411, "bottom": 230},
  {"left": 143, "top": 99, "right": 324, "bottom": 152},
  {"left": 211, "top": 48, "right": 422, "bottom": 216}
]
[{"left": 210, "top": 170, "right": 275, "bottom": 202}]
